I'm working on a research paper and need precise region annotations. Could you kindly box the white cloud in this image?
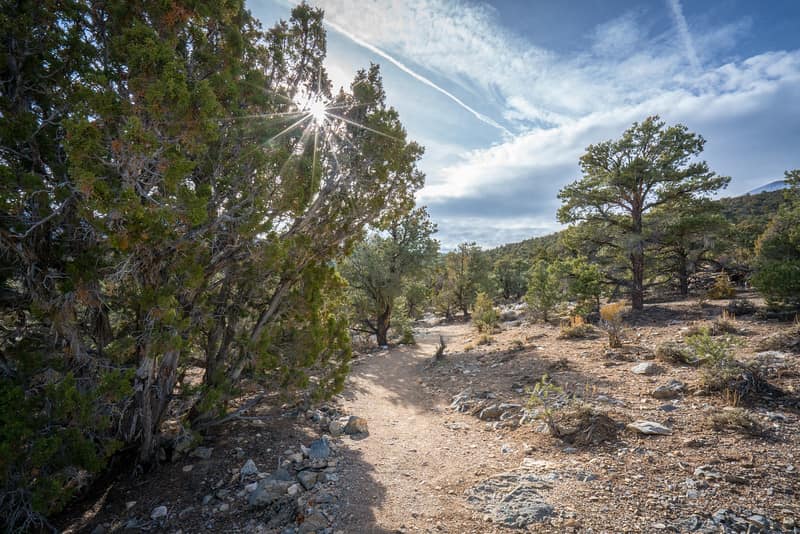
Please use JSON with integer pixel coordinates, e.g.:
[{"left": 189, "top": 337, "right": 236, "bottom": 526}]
[{"left": 299, "top": 0, "right": 800, "bottom": 247}]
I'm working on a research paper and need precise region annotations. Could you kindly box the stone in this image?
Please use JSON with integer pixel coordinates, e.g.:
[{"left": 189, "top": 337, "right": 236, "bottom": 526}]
[
  {"left": 248, "top": 478, "right": 293, "bottom": 507},
  {"left": 287, "top": 483, "right": 302, "bottom": 496},
  {"left": 343, "top": 416, "right": 369, "bottom": 435},
  {"left": 694, "top": 465, "right": 722, "bottom": 480},
  {"left": 218, "top": 502, "right": 230, "bottom": 513},
  {"left": 244, "top": 482, "right": 258, "bottom": 493},
  {"left": 240, "top": 459, "right": 258, "bottom": 477},
  {"left": 627, "top": 420, "right": 672, "bottom": 435},
  {"left": 308, "top": 437, "right": 331, "bottom": 460},
  {"left": 299, "top": 511, "right": 329, "bottom": 533},
  {"left": 191, "top": 446, "right": 213, "bottom": 460},
  {"left": 652, "top": 379, "right": 685, "bottom": 399},
  {"left": 150, "top": 505, "right": 168, "bottom": 520},
  {"left": 631, "top": 362, "right": 662, "bottom": 375},
  {"left": 329, "top": 418, "right": 347, "bottom": 437},
  {"left": 478, "top": 404, "right": 503, "bottom": 421},
  {"left": 466, "top": 472, "right": 554, "bottom": 528},
  {"left": 297, "top": 470, "right": 319, "bottom": 490}
]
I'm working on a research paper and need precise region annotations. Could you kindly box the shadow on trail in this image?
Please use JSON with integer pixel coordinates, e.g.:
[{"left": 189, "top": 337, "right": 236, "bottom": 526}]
[{"left": 334, "top": 443, "right": 392, "bottom": 534}]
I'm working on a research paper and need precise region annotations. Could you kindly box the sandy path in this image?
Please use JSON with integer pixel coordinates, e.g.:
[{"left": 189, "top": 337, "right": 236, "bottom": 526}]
[{"left": 335, "top": 326, "right": 517, "bottom": 533}]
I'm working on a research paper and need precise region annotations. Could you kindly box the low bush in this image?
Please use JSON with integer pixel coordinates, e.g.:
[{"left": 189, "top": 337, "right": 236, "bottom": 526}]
[
  {"left": 707, "top": 272, "right": 736, "bottom": 299},
  {"left": 599, "top": 302, "right": 626, "bottom": 348},
  {"left": 654, "top": 341, "right": 694, "bottom": 364},
  {"left": 708, "top": 408, "right": 765, "bottom": 437},
  {"left": 472, "top": 292, "right": 499, "bottom": 334},
  {"left": 558, "top": 316, "right": 598, "bottom": 340}
]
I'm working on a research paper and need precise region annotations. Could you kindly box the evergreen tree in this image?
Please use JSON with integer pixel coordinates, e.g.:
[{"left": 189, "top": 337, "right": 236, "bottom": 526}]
[{"left": 558, "top": 116, "right": 729, "bottom": 310}]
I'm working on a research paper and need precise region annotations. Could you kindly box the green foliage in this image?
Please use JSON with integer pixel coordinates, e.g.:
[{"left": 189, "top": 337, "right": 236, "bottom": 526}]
[
  {"left": 752, "top": 173, "right": 800, "bottom": 310},
  {"left": 341, "top": 208, "right": 438, "bottom": 346},
  {"left": 557, "top": 257, "right": 602, "bottom": 316},
  {"left": 392, "top": 297, "right": 416, "bottom": 345},
  {"left": 525, "top": 260, "right": 563, "bottom": 322},
  {"left": 526, "top": 374, "right": 565, "bottom": 437},
  {"left": 0, "top": 1, "right": 424, "bottom": 526},
  {"left": 558, "top": 116, "right": 730, "bottom": 310},
  {"left": 707, "top": 272, "right": 737, "bottom": 299},
  {"left": 472, "top": 291, "right": 498, "bottom": 333},
  {"left": 433, "top": 242, "right": 491, "bottom": 318},
  {"left": 491, "top": 257, "right": 529, "bottom": 300}
]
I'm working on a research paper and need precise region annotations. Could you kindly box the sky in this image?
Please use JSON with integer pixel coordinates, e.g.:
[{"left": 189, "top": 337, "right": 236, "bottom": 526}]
[{"left": 248, "top": 0, "right": 800, "bottom": 250}]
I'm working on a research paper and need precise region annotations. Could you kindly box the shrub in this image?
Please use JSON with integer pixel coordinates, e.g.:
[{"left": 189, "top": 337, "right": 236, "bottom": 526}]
[
  {"left": 711, "top": 309, "right": 740, "bottom": 335},
  {"left": 709, "top": 408, "right": 764, "bottom": 437},
  {"left": 599, "top": 302, "right": 626, "bottom": 348},
  {"left": 654, "top": 341, "right": 693, "bottom": 364},
  {"left": 707, "top": 272, "right": 736, "bottom": 299},
  {"left": 526, "top": 260, "right": 563, "bottom": 322},
  {"left": 526, "top": 375, "right": 566, "bottom": 437},
  {"left": 472, "top": 291, "right": 499, "bottom": 333},
  {"left": 392, "top": 297, "right": 416, "bottom": 345},
  {"left": 510, "top": 339, "right": 525, "bottom": 352},
  {"left": 558, "top": 316, "right": 598, "bottom": 339},
  {"left": 687, "top": 330, "right": 777, "bottom": 404},
  {"left": 477, "top": 334, "right": 493, "bottom": 346}
]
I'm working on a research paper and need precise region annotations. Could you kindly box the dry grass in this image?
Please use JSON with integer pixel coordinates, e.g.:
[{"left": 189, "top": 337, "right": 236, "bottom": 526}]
[
  {"left": 654, "top": 341, "right": 694, "bottom": 365},
  {"left": 600, "top": 302, "right": 626, "bottom": 348},
  {"left": 477, "top": 334, "right": 493, "bottom": 346},
  {"left": 708, "top": 408, "right": 765, "bottom": 437},
  {"left": 558, "top": 316, "right": 598, "bottom": 340},
  {"left": 556, "top": 406, "right": 620, "bottom": 446}
]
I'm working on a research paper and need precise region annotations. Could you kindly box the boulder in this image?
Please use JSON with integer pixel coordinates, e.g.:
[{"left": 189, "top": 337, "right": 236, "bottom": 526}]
[
  {"left": 297, "top": 470, "right": 319, "bottom": 490},
  {"left": 308, "top": 437, "right": 331, "bottom": 460},
  {"left": 247, "top": 478, "right": 293, "bottom": 507},
  {"left": 343, "top": 416, "right": 369, "bottom": 435},
  {"left": 478, "top": 404, "right": 503, "bottom": 421},
  {"left": 627, "top": 420, "right": 672, "bottom": 435},
  {"left": 631, "top": 362, "right": 662, "bottom": 375},
  {"left": 651, "top": 379, "right": 686, "bottom": 399}
]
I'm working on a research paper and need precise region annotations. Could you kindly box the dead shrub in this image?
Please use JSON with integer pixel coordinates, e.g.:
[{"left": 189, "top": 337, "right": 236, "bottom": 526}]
[
  {"left": 711, "top": 309, "right": 740, "bottom": 335},
  {"left": 556, "top": 406, "right": 620, "bottom": 446},
  {"left": 708, "top": 408, "right": 765, "bottom": 437},
  {"left": 707, "top": 271, "right": 736, "bottom": 299},
  {"left": 558, "top": 316, "right": 598, "bottom": 340},
  {"left": 756, "top": 323, "right": 800, "bottom": 353},
  {"left": 600, "top": 302, "right": 626, "bottom": 348},
  {"left": 654, "top": 341, "right": 694, "bottom": 365}
]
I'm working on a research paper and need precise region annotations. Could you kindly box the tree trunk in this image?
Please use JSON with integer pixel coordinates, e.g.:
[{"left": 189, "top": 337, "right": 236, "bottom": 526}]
[
  {"left": 129, "top": 350, "right": 180, "bottom": 464},
  {"left": 376, "top": 305, "right": 391, "bottom": 346},
  {"left": 678, "top": 253, "right": 689, "bottom": 297},
  {"left": 631, "top": 249, "right": 644, "bottom": 311}
]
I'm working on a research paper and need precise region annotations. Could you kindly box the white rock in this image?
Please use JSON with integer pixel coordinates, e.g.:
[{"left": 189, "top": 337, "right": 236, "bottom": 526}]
[
  {"left": 150, "top": 505, "right": 168, "bottom": 520},
  {"left": 631, "top": 362, "right": 662, "bottom": 375},
  {"left": 627, "top": 420, "right": 672, "bottom": 435}
]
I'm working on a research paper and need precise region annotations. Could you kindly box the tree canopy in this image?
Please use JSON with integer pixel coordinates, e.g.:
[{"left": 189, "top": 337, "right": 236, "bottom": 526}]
[{"left": 558, "top": 116, "right": 730, "bottom": 310}]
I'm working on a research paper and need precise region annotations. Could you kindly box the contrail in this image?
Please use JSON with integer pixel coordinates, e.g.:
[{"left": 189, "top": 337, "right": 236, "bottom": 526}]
[
  {"left": 325, "top": 19, "right": 514, "bottom": 137},
  {"left": 666, "top": 0, "right": 701, "bottom": 73}
]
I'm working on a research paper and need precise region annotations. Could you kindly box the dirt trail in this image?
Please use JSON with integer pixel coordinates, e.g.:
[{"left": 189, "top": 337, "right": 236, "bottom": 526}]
[{"left": 335, "top": 325, "right": 516, "bottom": 533}]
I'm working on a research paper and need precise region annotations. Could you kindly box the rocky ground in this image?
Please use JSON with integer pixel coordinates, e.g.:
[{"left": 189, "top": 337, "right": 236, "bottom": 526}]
[{"left": 62, "top": 297, "right": 800, "bottom": 533}]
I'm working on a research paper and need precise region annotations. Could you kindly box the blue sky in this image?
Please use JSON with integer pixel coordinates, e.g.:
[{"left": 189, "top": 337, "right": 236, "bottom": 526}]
[{"left": 249, "top": 0, "right": 800, "bottom": 249}]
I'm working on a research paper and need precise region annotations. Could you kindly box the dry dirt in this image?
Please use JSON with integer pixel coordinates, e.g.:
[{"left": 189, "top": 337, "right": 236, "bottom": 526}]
[{"left": 63, "top": 299, "right": 800, "bottom": 533}]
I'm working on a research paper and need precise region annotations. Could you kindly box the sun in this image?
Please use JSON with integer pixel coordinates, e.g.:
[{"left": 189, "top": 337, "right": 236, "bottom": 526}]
[{"left": 308, "top": 98, "right": 327, "bottom": 123}]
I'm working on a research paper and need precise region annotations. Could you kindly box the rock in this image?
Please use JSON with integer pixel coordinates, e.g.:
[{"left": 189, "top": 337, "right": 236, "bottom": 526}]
[
  {"left": 125, "top": 501, "right": 137, "bottom": 510},
  {"left": 287, "top": 483, "right": 301, "bottom": 496},
  {"left": 478, "top": 405, "right": 503, "bottom": 421},
  {"left": 694, "top": 465, "right": 722, "bottom": 480},
  {"left": 299, "top": 511, "right": 329, "bottom": 533},
  {"left": 343, "top": 416, "right": 369, "bottom": 435},
  {"left": 329, "top": 418, "right": 347, "bottom": 437},
  {"left": 297, "top": 470, "right": 319, "bottom": 490},
  {"left": 182, "top": 464, "right": 193, "bottom": 473},
  {"left": 150, "top": 505, "right": 168, "bottom": 520},
  {"left": 272, "top": 467, "right": 294, "bottom": 481},
  {"left": 248, "top": 478, "right": 293, "bottom": 507},
  {"left": 631, "top": 362, "right": 661, "bottom": 375},
  {"left": 288, "top": 452, "right": 304, "bottom": 463},
  {"left": 652, "top": 379, "right": 685, "bottom": 399},
  {"left": 244, "top": 482, "right": 258, "bottom": 493},
  {"left": 241, "top": 459, "right": 258, "bottom": 477},
  {"left": 500, "top": 443, "right": 514, "bottom": 454},
  {"left": 218, "top": 502, "right": 230, "bottom": 513},
  {"left": 467, "top": 472, "right": 554, "bottom": 528},
  {"left": 627, "top": 420, "right": 672, "bottom": 435},
  {"left": 191, "top": 446, "right": 213, "bottom": 460},
  {"left": 308, "top": 437, "right": 331, "bottom": 459}
]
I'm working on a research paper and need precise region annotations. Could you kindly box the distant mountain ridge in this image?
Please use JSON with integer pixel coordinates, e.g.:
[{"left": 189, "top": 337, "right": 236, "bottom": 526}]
[{"left": 747, "top": 180, "right": 787, "bottom": 194}]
